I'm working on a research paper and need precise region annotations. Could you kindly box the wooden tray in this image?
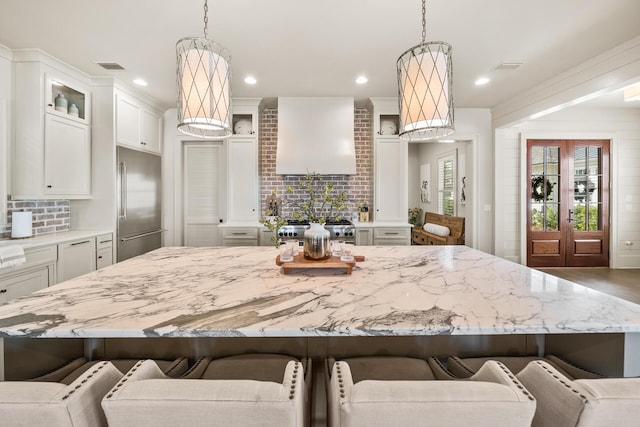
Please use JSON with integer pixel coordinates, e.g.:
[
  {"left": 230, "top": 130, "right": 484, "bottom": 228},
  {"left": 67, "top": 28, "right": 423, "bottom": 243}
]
[{"left": 276, "top": 253, "right": 365, "bottom": 274}]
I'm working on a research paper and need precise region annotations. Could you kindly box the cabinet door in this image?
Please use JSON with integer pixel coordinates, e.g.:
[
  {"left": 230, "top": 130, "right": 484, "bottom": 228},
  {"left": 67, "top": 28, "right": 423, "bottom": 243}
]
[
  {"left": 44, "top": 114, "right": 91, "bottom": 195},
  {"left": 355, "top": 228, "right": 373, "bottom": 246},
  {"left": 227, "top": 138, "right": 258, "bottom": 222},
  {"left": 96, "top": 247, "right": 113, "bottom": 269},
  {"left": 1, "top": 266, "right": 51, "bottom": 304},
  {"left": 58, "top": 238, "right": 97, "bottom": 283},
  {"left": 142, "top": 109, "right": 162, "bottom": 153},
  {"left": 374, "top": 138, "right": 408, "bottom": 222},
  {"left": 116, "top": 94, "right": 141, "bottom": 148}
]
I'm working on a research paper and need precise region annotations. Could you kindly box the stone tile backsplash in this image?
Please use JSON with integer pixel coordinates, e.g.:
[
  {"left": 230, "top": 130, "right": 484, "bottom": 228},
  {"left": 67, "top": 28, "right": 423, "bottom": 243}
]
[
  {"left": 1, "top": 199, "right": 70, "bottom": 238},
  {"left": 259, "top": 107, "right": 373, "bottom": 220}
]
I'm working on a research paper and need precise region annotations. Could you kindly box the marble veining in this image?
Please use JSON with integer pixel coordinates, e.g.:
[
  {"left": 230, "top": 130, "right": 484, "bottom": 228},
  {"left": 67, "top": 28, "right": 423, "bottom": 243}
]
[{"left": 0, "top": 246, "right": 639, "bottom": 338}]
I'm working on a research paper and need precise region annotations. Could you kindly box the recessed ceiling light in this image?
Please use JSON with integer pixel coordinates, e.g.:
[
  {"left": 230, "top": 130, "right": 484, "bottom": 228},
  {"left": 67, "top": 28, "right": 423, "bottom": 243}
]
[
  {"left": 244, "top": 76, "right": 257, "bottom": 85},
  {"left": 133, "top": 78, "right": 148, "bottom": 86},
  {"left": 355, "top": 75, "right": 368, "bottom": 85},
  {"left": 624, "top": 83, "right": 640, "bottom": 102},
  {"left": 475, "top": 77, "right": 490, "bottom": 86}
]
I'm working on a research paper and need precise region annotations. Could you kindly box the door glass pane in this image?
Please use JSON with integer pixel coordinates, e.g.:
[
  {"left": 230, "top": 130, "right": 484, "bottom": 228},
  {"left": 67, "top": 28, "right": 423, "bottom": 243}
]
[
  {"left": 545, "top": 204, "right": 559, "bottom": 231},
  {"left": 531, "top": 146, "right": 544, "bottom": 175},
  {"left": 547, "top": 175, "right": 559, "bottom": 202},
  {"left": 588, "top": 203, "right": 601, "bottom": 231},
  {"left": 587, "top": 176, "right": 600, "bottom": 203},
  {"left": 531, "top": 203, "right": 544, "bottom": 231},
  {"left": 574, "top": 146, "right": 586, "bottom": 177},
  {"left": 587, "top": 146, "right": 600, "bottom": 175},
  {"left": 546, "top": 147, "right": 559, "bottom": 174},
  {"left": 574, "top": 177, "right": 588, "bottom": 202},
  {"left": 573, "top": 203, "right": 587, "bottom": 231}
]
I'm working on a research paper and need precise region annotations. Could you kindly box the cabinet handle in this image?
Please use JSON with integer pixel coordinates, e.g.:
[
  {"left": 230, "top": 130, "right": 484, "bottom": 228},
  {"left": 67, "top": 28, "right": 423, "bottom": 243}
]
[
  {"left": 120, "top": 162, "right": 128, "bottom": 219},
  {"left": 385, "top": 232, "right": 399, "bottom": 235},
  {"left": 232, "top": 232, "right": 248, "bottom": 236},
  {"left": 99, "top": 240, "right": 112, "bottom": 244},
  {"left": 98, "top": 255, "right": 103, "bottom": 259},
  {"left": 0, "top": 289, "right": 7, "bottom": 294},
  {"left": 47, "top": 185, "right": 52, "bottom": 188},
  {"left": 71, "top": 240, "right": 91, "bottom": 246}
]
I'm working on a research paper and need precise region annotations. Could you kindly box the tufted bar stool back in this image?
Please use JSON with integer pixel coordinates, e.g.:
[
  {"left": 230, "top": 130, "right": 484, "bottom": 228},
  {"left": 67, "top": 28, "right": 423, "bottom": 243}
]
[
  {"left": 327, "top": 356, "right": 536, "bottom": 427},
  {"left": 517, "top": 360, "right": 640, "bottom": 427},
  {"left": 101, "top": 353, "right": 311, "bottom": 427}
]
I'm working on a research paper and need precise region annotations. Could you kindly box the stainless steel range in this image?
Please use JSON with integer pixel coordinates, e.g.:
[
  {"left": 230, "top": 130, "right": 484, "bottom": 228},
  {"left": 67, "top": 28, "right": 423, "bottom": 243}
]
[{"left": 278, "top": 219, "right": 355, "bottom": 244}]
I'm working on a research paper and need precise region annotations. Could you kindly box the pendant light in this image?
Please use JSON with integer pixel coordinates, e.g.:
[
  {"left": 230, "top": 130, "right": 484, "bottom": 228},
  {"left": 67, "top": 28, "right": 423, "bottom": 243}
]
[
  {"left": 397, "top": 0, "right": 454, "bottom": 141},
  {"left": 176, "top": 0, "right": 232, "bottom": 138}
]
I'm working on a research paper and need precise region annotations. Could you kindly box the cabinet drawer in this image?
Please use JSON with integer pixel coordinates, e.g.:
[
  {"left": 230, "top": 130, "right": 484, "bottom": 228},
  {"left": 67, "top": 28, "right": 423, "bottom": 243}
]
[
  {"left": 96, "top": 233, "right": 114, "bottom": 249},
  {"left": 24, "top": 245, "right": 58, "bottom": 266},
  {"left": 374, "top": 238, "right": 411, "bottom": 246},
  {"left": 222, "top": 238, "right": 259, "bottom": 247},
  {"left": 374, "top": 227, "right": 410, "bottom": 239},
  {"left": 221, "top": 228, "right": 258, "bottom": 239}
]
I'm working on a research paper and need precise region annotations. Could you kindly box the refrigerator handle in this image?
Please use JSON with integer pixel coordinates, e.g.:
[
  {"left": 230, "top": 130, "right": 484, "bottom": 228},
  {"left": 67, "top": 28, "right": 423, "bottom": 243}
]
[{"left": 120, "top": 161, "right": 127, "bottom": 219}]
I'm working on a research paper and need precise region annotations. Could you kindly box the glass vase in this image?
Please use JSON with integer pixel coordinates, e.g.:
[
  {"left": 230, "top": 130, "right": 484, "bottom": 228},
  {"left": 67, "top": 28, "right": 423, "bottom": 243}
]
[{"left": 304, "top": 222, "right": 330, "bottom": 260}]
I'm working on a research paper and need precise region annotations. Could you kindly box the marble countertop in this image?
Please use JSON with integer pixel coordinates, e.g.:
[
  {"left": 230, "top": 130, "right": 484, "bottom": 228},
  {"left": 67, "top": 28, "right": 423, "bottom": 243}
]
[
  {"left": 0, "top": 229, "right": 113, "bottom": 250},
  {"left": 0, "top": 245, "right": 639, "bottom": 338}
]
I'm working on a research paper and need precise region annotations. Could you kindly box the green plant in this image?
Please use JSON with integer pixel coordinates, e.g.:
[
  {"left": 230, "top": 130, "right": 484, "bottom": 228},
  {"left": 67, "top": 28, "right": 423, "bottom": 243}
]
[
  {"left": 259, "top": 173, "right": 350, "bottom": 248},
  {"left": 408, "top": 207, "right": 422, "bottom": 226},
  {"left": 286, "top": 172, "right": 349, "bottom": 224}
]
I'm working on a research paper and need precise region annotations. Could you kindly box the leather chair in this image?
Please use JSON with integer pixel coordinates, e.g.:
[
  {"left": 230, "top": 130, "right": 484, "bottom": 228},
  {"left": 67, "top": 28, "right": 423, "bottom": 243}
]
[
  {"left": 517, "top": 360, "right": 640, "bottom": 427},
  {"left": 326, "top": 356, "right": 536, "bottom": 427},
  {"left": 102, "top": 353, "right": 311, "bottom": 427}
]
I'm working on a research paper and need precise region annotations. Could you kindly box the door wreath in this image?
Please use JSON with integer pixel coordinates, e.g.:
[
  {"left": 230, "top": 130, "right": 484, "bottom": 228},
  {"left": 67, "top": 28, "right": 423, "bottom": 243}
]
[{"left": 531, "top": 176, "right": 554, "bottom": 202}]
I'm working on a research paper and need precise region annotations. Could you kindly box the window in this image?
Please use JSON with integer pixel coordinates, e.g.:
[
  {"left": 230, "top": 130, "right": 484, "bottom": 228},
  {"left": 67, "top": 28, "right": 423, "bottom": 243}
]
[{"left": 437, "top": 151, "right": 457, "bottom": 216}]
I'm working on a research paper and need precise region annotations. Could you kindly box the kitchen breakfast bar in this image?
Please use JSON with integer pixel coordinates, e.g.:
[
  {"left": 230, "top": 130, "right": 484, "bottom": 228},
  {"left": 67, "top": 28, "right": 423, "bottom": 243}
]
[{"left": 1, "top": 245, "right": 639, "bottom": 382}]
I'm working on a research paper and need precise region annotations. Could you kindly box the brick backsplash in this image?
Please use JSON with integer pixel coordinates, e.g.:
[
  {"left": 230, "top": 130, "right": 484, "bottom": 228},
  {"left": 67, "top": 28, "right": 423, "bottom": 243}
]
[
  {"left": 259, "top": 107, "right": 373, "bottom": 220},
  {"left": 1, "top": 199, "right": 70, "bottom": 238}
]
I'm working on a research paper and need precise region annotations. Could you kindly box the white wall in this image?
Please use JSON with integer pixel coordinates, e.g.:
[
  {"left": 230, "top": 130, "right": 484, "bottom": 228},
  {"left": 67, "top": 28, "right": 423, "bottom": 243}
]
[
  {"left": 494, "top": 107, "right": 640, "bottom": 267},
  {"left": 0, "top": 44, "right": 12, "bottom": 229}
]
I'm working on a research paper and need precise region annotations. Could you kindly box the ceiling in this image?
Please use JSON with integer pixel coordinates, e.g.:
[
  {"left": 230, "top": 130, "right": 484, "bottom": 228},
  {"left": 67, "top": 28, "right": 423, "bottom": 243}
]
[{"left": 1, "top": 0, "right": 639, "bottom": 112}]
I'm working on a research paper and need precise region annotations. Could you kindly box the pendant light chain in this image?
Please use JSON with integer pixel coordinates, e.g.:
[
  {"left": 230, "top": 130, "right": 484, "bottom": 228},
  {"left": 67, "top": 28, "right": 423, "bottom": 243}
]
[
  {"left": 421, "top": 0, "right": 426, "bottom": 46},
  {"left": 203, "top": 0, "right": 209, "bottom": 39}
]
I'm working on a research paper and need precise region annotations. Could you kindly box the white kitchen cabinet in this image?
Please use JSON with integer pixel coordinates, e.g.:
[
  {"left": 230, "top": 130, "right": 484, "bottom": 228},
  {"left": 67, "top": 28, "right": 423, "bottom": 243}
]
[
  {"left": 0, "top": 269, "right": 49, "bottom": 304},
  {"left": 13, "top": 53, "right": 92, "bottom": 199},
  {"left": 221, "top": 227, "right": 258, "bottom": 246},
  {"left": 57, "top": 237, "right": 96, "bottom": 283},
  {"left": 115, "top": 90, "right": 162, "bottom": 154},
  {"left": 0, "top": 245, "right": 57, "bottom": 304},
  {"left": 373, "top": 226, "right": 411, "bottom": 246},
  {"left": 355, "top": 227, "right": 373, "bottom": 246},
  {"left": 259, "top": 228, "right": 277, "bottom": 247},
  {"left": 96, "top": 233, "right": 114, "bottom": 270},
  {"left": 371, "top": 98, "right": 408, "bottom": 223},
  {"left": 44, "top": 114, "right": 91, "bottom": 195},
  {"left": 227, "top": 138, "right": 259, "bottom": 222},
  {"left": 227, "top": 98, "right": 261, "bottom": 224}
]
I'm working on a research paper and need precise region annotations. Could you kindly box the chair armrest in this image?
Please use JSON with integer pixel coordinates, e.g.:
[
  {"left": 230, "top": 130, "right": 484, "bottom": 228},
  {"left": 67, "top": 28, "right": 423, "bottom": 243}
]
[
  {"left": 517, "top": 360, "right": 587, "bottom": 427},
  {"left": 0, "top": 361, "right": 121, "bottom": 427}
]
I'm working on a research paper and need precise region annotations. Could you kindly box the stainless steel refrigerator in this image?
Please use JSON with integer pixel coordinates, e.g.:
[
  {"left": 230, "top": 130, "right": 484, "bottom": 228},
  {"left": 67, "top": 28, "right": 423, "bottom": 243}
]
[{"left": 117, "top": 146, "right": 162, "bottom": 262}]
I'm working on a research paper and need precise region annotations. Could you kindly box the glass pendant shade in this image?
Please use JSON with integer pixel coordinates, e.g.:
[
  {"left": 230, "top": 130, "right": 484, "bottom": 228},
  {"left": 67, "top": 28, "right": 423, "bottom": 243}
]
[
  {"left": 397, "top": 42, "right": 454, "bottom": 141},
  {"left": 177, "top": 37, "right": 232, "bottom": 138}
]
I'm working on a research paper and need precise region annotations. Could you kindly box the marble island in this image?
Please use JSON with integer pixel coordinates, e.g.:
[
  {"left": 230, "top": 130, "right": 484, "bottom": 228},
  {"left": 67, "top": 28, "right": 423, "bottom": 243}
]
[{"left": 1, "top": 245, "right": 639, "bottom": 339}]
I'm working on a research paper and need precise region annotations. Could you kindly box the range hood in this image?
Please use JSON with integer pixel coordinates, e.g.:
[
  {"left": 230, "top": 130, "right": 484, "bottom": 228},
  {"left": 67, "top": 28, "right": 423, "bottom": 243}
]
[{"left": 276, "top": 97, "right": 356, "bottom": 175}]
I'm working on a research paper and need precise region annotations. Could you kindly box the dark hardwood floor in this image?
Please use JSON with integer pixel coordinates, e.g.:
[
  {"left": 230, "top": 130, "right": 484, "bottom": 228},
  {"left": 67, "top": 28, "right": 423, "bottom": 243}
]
[{"left": 537, "top": 268, "right": 640, "bottom": 305}]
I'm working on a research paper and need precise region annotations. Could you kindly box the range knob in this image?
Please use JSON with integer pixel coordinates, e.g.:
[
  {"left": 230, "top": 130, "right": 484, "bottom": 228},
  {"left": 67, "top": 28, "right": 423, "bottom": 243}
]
[
  {"left": 294, "top": 232, "right": 298, "bottom": 236},
  {"left": 278, "top": 232, "right": 284, "bottom": 237},
  {"left": 336, "top": 232, "right": 341, "bottom": 237}
]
